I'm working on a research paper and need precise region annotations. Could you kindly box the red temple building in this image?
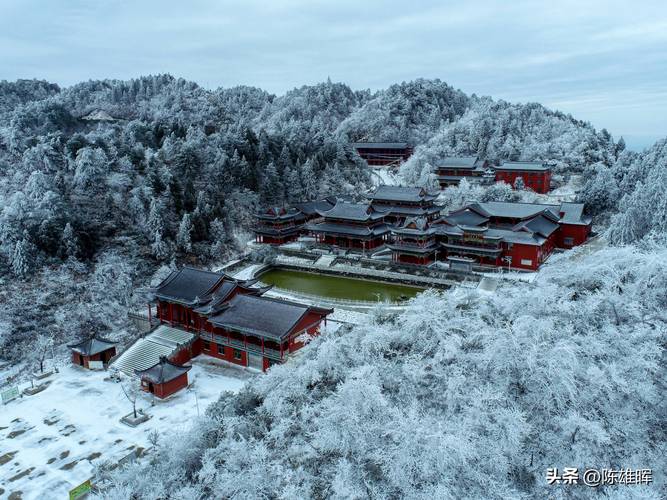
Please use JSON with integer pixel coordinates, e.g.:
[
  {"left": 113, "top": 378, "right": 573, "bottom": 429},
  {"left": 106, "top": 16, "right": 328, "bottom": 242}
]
[
  {"left": 493, "top": 161, "right": 552, "bottom": 194},
  {"left": 433, "top": 157, "right": 553, "bottom": 194},
  {"left": 68, "top": 336, "right": 118, "bottom": 369},
  {"left": 434, "top": 201, "right": 592, "bottom": 270},
  {"left": 253, "top": 198, "right": 337, "bottom": 246},
  {"left": 253, "top": 207, "right": 306, "bottom": 244},
  {"left": 305, "top": 201, "right": 390, "bottom": 252},
  {"left": 433, "top": 156, "right": 494, "bottom": 189},
  {"left": 200, "top": 294, "right": 332, "bottom": 371},
  {"left": 388, "top": 217, "right": 439, "bottom": 265},
  {"left": 352, "top": 142, "right": 413, "bottom": 166},
  {"left": 368, "top": 185, "right": 441, "bottom": 224},
  {"left": 150, "top": 267, "right": 267, "bottom": 333},
  {"left": 137, "top": 267, "right": 333, "bottom": 373},
  {"left": 135, "top": 356, "right": 191, "bottom": 399}
]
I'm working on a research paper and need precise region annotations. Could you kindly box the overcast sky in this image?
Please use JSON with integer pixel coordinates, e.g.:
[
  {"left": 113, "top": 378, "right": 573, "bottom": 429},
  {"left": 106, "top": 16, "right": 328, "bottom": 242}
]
[{"left": 1, "top": 0, "right": 666, "bottom": 150}]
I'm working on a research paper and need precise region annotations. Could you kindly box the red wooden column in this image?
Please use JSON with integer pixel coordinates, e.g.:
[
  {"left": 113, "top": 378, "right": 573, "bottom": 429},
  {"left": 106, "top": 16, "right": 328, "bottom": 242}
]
[
  {"left": 169, "top": 303, "right": 174, "bottom": 326},
  {"left": 147, "top": 303, "right": 152, "bottom": 324}
]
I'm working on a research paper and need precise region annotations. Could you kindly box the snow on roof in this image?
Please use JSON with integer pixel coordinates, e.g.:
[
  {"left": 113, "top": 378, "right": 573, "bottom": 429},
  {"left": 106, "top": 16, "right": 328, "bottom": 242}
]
[
  {"left": 67, "top": 336, "right": 117, "bottom": 356},
  {"left": 495, "top": 161, "right": 549, "bottom": 172},
  {"left": 369, "top": 185, "right": 437, "bottom": 203},
  {"left": 438, "top": 156, "right": 480, "bottom": 168},
  {"left": 153, "top": 267, "right": 228, "bottom": 305},
  {"left": 111, "top": 325, "right": 196, "bottom": 375},
  {"left": 135, "top": 357, "right": 191, "bottom": 384},
  {"left": 476, "top": 201, "right": 560, "bottom": 220},
  {"left": 207, "top": 295, "right": 332, "bottom": 341},
  {"left": 318, "top": 202, "right": 385, "bottom": 221}
]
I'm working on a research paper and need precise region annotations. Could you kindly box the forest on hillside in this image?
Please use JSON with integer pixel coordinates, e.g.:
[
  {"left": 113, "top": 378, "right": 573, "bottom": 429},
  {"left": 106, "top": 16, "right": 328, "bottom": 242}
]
[
  {"left": 1, "top": 75, "right": 666, "bottom": 498},
  {"left": 0, "top": 74, "right": 664, "bottom": 363}
]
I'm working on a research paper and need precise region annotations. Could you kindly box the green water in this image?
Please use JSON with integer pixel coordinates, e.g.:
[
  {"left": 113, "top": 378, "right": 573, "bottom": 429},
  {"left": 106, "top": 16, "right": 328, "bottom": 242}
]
[{"left": 259, "top": 268, "right": 425, "bottom": 302}]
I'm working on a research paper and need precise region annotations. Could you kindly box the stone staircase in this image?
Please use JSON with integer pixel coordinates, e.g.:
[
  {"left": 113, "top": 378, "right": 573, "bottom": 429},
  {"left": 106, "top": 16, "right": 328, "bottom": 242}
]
[{"left": 111, "top": 325, "right": 196, "bottom": 376}]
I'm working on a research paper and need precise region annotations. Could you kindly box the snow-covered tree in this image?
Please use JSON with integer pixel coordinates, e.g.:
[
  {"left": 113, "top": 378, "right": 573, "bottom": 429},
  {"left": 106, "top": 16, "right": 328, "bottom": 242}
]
[{"left": 176, "top": 213, "right": 193, "bottom": 252}]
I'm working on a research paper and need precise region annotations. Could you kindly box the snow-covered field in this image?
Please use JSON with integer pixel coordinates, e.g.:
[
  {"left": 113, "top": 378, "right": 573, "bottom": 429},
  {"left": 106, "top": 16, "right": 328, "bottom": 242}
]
[{"left": 0, "top": 356, "right": 252, "bottom": 500}]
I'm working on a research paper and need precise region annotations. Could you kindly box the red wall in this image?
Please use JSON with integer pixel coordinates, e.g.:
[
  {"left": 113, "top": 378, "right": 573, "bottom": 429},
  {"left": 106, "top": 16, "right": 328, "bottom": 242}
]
[
  {"left": 495, "top": 170, "right": 551, "bottom": 194},
  {"left": 504, "top": 243, "right": 541, "bottom": 271},
  {"left": 558, "top": 223, "right": 591, "bottom": 247},
  {"left": 71, "top": 348, "right": 116, "bottom": 368},
  {"left": 287, "top": 311, "right": 325, "bottom": 352},
  {"left": 141, "top": 372, "right": 189, "bottom": 399},
  {"left": 202, "top": 337, "right": 248, "bottom": 368}
]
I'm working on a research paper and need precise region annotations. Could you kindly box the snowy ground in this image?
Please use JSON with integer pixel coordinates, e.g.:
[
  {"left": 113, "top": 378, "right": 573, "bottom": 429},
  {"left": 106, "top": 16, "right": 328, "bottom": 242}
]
[{"left": 0, "top": 356, "right": 252, "bottom": 500}]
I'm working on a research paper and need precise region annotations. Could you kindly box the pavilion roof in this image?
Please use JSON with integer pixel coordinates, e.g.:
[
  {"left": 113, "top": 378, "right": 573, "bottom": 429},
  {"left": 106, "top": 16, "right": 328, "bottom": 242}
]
[
  {"left": 67, "top": 336, "right": 117, "bottom": 356},
  {"left": 294, "top": 197, "right": 337, "bottom": 216},
  {"left": 135, "top": 356, "right": 191, "bottom": 384},
  {"left": 152, "top": 267, "right": 235, "bottom": 306},
  {"left": 207, "top": 295, "right": 332, "bottom": 342},
  {"left": 317, "top": 202, "right": 386, "bottom": 221},
  {"left": 305, "top": 221, "right": 390, "bottom": 238},
  {"left": 369, "top": 185, "right": 438, "bottom": 203},
  {"left": 495, "top": 161, "right": 549, "bottom": 172},
  {"left": 193, "top": 282, "right": 271, "bottom": 316},
  {"left": 437, "top": 156, "right": 487, "bottom": 169}
]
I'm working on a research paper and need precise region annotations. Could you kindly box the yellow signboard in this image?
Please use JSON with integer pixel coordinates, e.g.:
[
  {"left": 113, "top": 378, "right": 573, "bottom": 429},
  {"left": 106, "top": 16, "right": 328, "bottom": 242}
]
[{"left": 69, "top": 479, "right": 92, "bottom": 500}]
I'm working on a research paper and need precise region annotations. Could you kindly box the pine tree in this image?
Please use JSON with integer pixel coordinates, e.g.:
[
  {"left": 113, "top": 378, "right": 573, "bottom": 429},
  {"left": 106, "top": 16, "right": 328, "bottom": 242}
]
[
  {"left": 12, "top": 235, "right": 32, "bottom": 278},
  {"left": 61, "top": 223, "right": 78, "bottom": 259},
  {"left": 260, "top": 162, "right": 283, "bottom": 206},
  {"left": 177, "top": 213, "right": 193, "bottom": 252},
  {"left": 151, "top": 232, "right": 169, "bottom": 260}
]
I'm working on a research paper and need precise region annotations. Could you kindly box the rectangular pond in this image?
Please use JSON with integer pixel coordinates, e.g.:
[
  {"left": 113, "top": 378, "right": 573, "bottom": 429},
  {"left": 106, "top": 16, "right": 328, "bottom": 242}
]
[{"left": 258, "top": 268, "right": 425, "bottom": 302}]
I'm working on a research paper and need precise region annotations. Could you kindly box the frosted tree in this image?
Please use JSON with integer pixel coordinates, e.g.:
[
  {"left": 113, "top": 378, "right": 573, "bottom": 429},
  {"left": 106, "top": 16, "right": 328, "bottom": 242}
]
[
  {"left": 513, "top": 176, "right": 525, "bottom": 190},
  {"left": 260, "top": 162, "right": 283, "bottom": 206},
  {"left": 11, "top": 234, "right": 32, "bottom": 278},
  {"left": 61, "top": 222, "right": 78, "bottom": 258},
  {"left": 209, "top": 218, "right": 227, "bottom": 258},
  {"left": 176, "top": 213, "right": 193, "bottom": 252},
  {"left": 151, "top": 232, "right": 169, "bottom": 260},
  {"left": 29, "top": 334, "right": 55, "bottom": 374}
]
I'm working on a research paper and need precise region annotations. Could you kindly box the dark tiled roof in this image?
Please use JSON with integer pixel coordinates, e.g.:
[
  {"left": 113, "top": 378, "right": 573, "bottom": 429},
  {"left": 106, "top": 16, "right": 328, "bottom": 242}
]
[
  {"left": 476, "top": 201, "right": 560, "bottom": 220},
  {"left": 67, "top": 336, "right": 117, "bottom": 356},
  {"left": 193, "top": 283, "right": 270, "bottom": 315},
  {"left": 318, "top": 202, "right": 385, "bottom": 221},
  {"left": 253, "top": 225, "right": 302, "bottom": 236},
  {"left": 135, "top": 357, "right": 191, "bottom": 384},
  {"left": 438, "top": 156, "right": 480, "bottom": 168},
  {"left": 513, "top": 215, "right": 559, "bottom": 238},
  {"left": 351, "top": 142, "right": 410, "bottom": 149},
  {"left": 559, "top": 202, "right": 591, "bottom": 225},
  {"left": 153, "top": 267, "right": 229, "bottom": 305},
  {"left": 255, "top": 207, "right": 306, "bottom": 222},
  {"left": 444, "top": 209, "right": 490, "bottom": 227},
  {"left": 306, "top": 222, "right": 390, "bottom": 237},
  {"left": 208, "top": 295, "right": 332, "bottom": 341},
  {"left": 369, "top": 185, "right": 437, "bottom": 203},
  {"left": 294, "top": 198, "right": 336, "bottom": 216},
  {"left": 391, "top": 217, "right": 437, "bottom": 236},
  {"left": 495, "top": 161, "right": 549, "bottom": 172}
]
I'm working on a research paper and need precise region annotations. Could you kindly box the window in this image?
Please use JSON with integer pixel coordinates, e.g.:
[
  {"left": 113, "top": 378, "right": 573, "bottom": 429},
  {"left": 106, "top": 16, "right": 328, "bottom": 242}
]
[
  {"left": 233, "top": 349, "right": 243, "bottom": 361},
  {"left": 521, "top": 259, "right": 533, "bottom": 266},
  {"left": 216, "top": 343, "right": 226, "bottom": 355},
  {"left": 202, "top": 340, "right": 211, "bottom": 351},
  {"left": 564, "top": 237, "right": 574, "bottom": 246}
]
